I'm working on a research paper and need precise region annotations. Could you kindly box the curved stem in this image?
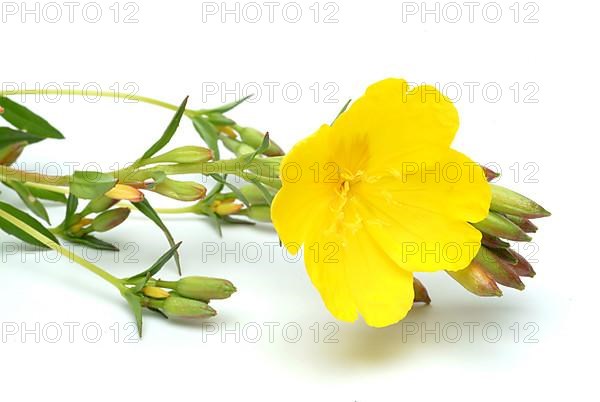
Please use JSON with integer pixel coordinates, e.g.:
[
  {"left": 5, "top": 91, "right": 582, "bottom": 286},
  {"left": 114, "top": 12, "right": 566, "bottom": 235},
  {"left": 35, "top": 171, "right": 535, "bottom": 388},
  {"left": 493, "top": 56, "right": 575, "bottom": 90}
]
[
  {"left": 0, "top": 209, "right": 126, "bottom": 292},
  {"left": 0, "top": 89, "right": 196, "bottom": 117}
]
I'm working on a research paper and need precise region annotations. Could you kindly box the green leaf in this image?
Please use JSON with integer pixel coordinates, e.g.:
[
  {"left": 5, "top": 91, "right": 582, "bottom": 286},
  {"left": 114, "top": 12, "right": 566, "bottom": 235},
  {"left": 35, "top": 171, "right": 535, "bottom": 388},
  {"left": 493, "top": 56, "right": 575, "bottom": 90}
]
[
  {"left": 70, "top": 171, "right": 117, "bottom": 200},
  {"left": 127, "top": 242, "right": 182, "bottom": 281},
  {"left": 122, "top": 291, "right": 143, "bottom": 337},
  {"left": 64, "top": 235, "right": 119, "bottom": 251},
  {"left": 248, "top": 180, "right": 274, "bottom": 206},
  {"left": 241, "top": 133, "right": 271, "bottom": 165},
  {"left": 210, "top": 174, "right": 250, "bottom": 206},
  {"left": 64, "top": 194, "right": 79, "bottom": 227},
  {"left": 0, "top": 201, "right": 59, "bottom": 248},
  {"left": 192, "top": 117, "right": 220, "bottom": 160},
  {"left": 3, "top": 180, "right": 50, "bottom": 223},
  {"left": 25, "top": 185, "right": 67, "bottom": 203},
  {"left": 132, "top": 198, "right": 182, "bottom": 275},
  {"left": 206, "top": 112, "right": 236, "bottom": 126},
  {"left": 204, "top": 95, "right": 253, "bottom": 114},
  {"left": 332, "top": 99, "right": 352, "bottom": 125},
  {"left": 0, "top": 97, "right": 64, "bottom": 139},
  {"left": 140, "top": 97, "right": 189, "bottom": 161},
  {"left": 0, "top": 127, "right": 45, "bottom": 148}
]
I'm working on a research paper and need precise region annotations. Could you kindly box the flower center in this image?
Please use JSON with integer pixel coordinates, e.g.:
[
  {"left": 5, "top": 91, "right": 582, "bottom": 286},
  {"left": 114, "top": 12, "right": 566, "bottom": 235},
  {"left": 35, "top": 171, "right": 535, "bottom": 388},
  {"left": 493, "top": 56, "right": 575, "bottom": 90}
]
[{"left": 338, "top": 169, "right": 363, "bottom": 196}]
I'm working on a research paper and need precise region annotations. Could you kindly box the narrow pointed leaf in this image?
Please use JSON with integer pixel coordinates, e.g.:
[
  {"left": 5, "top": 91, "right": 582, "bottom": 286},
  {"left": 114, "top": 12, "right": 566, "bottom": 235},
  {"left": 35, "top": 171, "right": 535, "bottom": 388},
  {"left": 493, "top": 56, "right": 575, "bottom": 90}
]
[
  {"left": 0, "top": 127, "right": 45, "bottom": 147},
  {"left": 133, "top": 198, "right": 181, "bottom": 275},
  {"left": 192, "top": 117, "right": 220, "bottom": 160},
  {"left": 0, "top": 97, "right": 64, "bottom": 139},
  {"left": 128, "top": 242, "right": 182, "bottom": 281},
  {"left": 123, "top": 292, "right": 143, "bottom": 337},
  {"left": 0, "top": 201, "right": 58, "bottom": 248},
  {"left": 140, "top": 97, "right": 189, "bottom": 161},
  {"left": 3, "top": 180, "right": 50, "bottom": 223}
]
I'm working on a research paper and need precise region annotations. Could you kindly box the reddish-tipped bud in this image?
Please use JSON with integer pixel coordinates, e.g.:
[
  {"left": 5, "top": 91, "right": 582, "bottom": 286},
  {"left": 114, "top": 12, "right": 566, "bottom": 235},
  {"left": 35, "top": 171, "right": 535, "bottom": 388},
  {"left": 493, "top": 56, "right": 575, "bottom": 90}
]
[
  {"left": 472, "top": 212, "right": 532, "bottom": 242},
  {"left": 447, "top": 261, "right": 502, "bottom": 297},
  {"left": 413, "top": 278, "right": 431, "bottom": 304},
  {"left": 481, "top": 234, "right": 511, "bottom": 249},
  {"left": 505, "top": 214, "right": 538, "bottom": 233},
  {"left": 475, "top": 247, "right": 525, "bottom": 291},
  {"left": 91, "top": 207, "right": 130, "bottom": 232},
  {"left": 511, "top": 251, "right": 536, "bottom": 278}
]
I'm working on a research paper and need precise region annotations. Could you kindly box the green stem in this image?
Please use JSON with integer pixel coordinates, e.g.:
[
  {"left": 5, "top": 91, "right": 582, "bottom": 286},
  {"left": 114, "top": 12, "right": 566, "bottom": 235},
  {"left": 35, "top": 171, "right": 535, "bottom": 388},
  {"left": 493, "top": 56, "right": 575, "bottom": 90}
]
[
  {"left": 0, "top": 209, "right": 126, "bottom": 292},
  {"left": 0, "top": 165, "right": 70, "bottom": 186},
  {"left": 0, "top": 89, "right": 196, "bottom": 117}
]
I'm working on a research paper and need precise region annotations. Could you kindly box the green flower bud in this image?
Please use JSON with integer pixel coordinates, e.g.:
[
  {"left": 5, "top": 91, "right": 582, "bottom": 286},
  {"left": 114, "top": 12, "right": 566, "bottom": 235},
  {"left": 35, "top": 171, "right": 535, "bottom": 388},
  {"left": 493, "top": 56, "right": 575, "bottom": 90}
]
[
  {"left": 157, "top": 276, "right": 236, "bottom": 301},
  {"left": 153, "top": 178, "right": 207, "bottom": 201},
  {"left": 243, "top": 205, "right": 272, "bottom": 222},
  {"left": 91, "top": 207, "right": 130, "bottom": 232},
  {"left": 447, "top": 261, "right": 502, "bottom": 297},
  {"left": 490, "top": 184, "right": 551, "bottom": 219},
  {"left": 240, "top": 184, "right": 272, "bottom": 205},
  {"left": 84, "top": 196, "right": 119, "bottom": 214},
  {"left": 235, "top": 126, "right": 285, "bottom": 156},
  {"left": 475, "top": 247, "right": 524, "bottom": 291},
  {"left": 142, "top": 286, "right": 170, "bottom": 299},
  {"left": 472, "top": 212, "right": 532, "bottom": 242},
  {"left": 162, "top": 296, "right": 216, "bottom": 319},
  {"left": 0, "top": 141, "right": 26, "bottom": 165},
  {"left": 148, "top": 146, "right": 213, "bottom": 164},
  {"left": 221, "top": 135, "right": 256, "bottom": 157}
]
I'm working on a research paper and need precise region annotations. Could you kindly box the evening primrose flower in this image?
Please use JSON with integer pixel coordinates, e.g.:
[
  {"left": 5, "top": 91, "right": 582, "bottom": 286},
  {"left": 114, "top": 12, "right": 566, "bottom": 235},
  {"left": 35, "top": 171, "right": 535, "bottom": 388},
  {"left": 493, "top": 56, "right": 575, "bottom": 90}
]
[{"left": 271, "top": 78, "right": 492, "bottom": 327}]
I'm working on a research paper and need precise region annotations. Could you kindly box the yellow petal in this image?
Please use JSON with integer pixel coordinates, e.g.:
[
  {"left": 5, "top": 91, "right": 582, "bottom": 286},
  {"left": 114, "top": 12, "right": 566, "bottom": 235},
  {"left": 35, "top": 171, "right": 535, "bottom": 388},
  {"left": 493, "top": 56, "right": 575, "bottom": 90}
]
[
  {"left": 304, "top": 205, "right": 415, "bottom": 327},
  {"left": 331, "top": 78, "right": 459, "bottom": 167},
  {"left": 352, "top": 148, "right": 491, "bottom": 272},
  {"left": 271, "top": 124, "right": 339, "bottom": 251}
]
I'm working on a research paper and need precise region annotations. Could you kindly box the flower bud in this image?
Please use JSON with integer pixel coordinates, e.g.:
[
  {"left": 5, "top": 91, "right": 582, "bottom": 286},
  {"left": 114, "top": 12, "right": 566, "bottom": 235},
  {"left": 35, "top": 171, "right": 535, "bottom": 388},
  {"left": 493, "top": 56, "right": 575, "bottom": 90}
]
[
  {"left": 413, "top": 278, "right": 431, "bottom": 304},
  {"left": 511, "top": 251, "right": 536, "bottom": 278},
  {"left": 91, "top": 207, "right": 130, "bottom": 232},
  {"left": 235, "top": 126, "right": 285, "bottom": 156},
  {"left": 243, "top": 205, "right": 272, "bottom": 222},
  {"left": 472, "top": 212, "right": 532, "bottom": 242},
  {"left": 84, "top": 196, "right": 119, "bottom": 214},
  {"left": 0, "top": 141, "right": 26, "bottom": 165},
  {"left": 212, "top": 199, "right": 243, "bottom": 216},
  {"left": 221, "top": 135, "right": 256, "bottom": 156},
  {"left": 165, "top": 276, "right": 237, "bottom": 301},
  {"left": 490, "top": 184, "right": 551, "bottom": 219},
  {"left": 69, "top": 218, "right": 93, "bottom": 235},
  {"left": 475, "top": 247, "right": 525, "bottom": 291},
  {"left": 105, "top": 184, "right": 144, "bottom": 202},
  {"left": 153, "top": 178, "right": 207, "bottom": 201},
  {"left": 142, "top": 286, "right": 170, "bottom": 299},
  {"left": 240, "top": 184, "right": 273, "bottom": 205},
  {"left": 148, "top": 146, "right": 213, "bottom": 164},
  {"left": 504, "top": 214, "right": 538, "bottom": 233},
  {"left": 162, "top": 296, "right": 216, "bottom": 319},
  {"left": 481, "top": 234, "right": 510, "bottom": 249},
  {"left": 447, "top": 261, "right": 502, "bottom": 297}
]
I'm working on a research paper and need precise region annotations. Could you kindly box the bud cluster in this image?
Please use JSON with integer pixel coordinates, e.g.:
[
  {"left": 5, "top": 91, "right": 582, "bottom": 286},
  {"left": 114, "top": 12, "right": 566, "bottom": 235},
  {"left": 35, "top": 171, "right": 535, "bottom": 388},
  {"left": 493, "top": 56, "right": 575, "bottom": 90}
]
[
  {"left": 446, "top": 167, "right": 550, "bottom": 297},
  {"left": 138, "top": 276, "right": 236, "bottom": 319}
]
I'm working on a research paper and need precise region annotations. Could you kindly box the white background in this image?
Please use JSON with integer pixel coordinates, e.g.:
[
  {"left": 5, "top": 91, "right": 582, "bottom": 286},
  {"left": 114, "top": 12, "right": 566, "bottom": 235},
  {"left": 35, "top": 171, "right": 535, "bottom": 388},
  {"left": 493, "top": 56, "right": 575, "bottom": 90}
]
[{"left": 0, "top": 0, "right": 597, "bottom": 400}]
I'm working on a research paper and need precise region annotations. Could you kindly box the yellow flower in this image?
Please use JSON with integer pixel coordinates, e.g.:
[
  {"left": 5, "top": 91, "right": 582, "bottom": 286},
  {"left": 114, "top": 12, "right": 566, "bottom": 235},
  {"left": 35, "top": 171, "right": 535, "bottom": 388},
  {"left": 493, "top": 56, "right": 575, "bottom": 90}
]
[{"left": 271, "top": 78, "right": 492, "bottom": 327}]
